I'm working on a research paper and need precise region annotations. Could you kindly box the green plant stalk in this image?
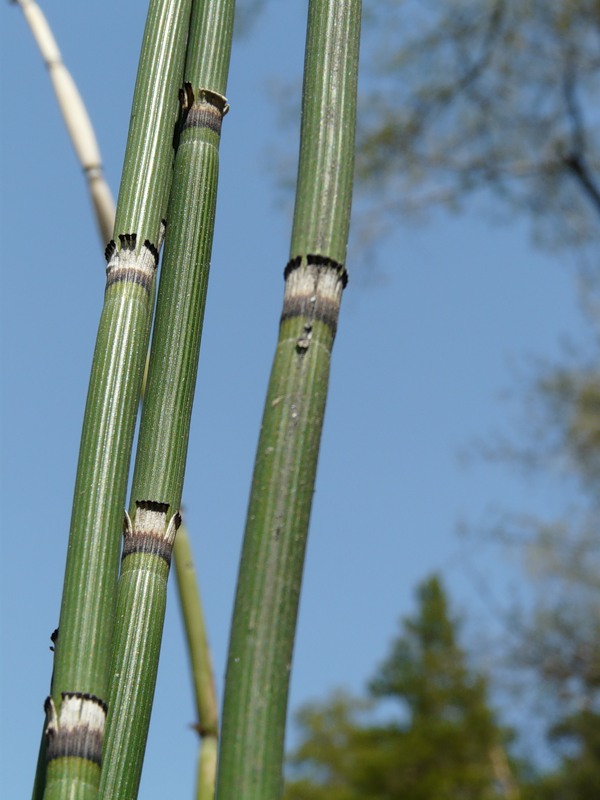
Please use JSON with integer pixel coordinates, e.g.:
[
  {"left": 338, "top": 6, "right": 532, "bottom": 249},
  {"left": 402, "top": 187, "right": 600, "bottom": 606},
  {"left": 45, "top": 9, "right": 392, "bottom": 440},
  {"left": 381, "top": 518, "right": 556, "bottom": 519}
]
[
  {"left": 215, "top": 2, "right": 361, "bottom": 798},
  {"left": 173, "top": 524, "right": 219, "bottom": 800},
  {"left": 98, "top": 1, "right": 234, "bottom": 797},
  {"left": 41, "top": 2, "right": 191, "bottom": 799},
  {"left": 197, "top": 737, "right": 219, "bottom": 800}
]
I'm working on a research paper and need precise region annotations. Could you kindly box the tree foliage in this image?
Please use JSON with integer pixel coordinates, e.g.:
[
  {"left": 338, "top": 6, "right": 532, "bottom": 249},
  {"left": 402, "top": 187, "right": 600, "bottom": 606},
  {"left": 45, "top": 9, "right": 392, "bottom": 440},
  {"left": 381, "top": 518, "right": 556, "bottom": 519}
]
[
  {"left": 525, "top": 709, "right": 600, "bottom": 799},
  {"left": 357, "top": 0, "right": 600, "bottom": 251},
  {"left": 481, "top": 356, "right": 600, "bottom": 724},
  {"left": 466, "top": 348, "right": 600, "bottom": 794},
  {"left": 285, "top": 576, "right": 519, "bottom": 799},
  {"left": 495, "top": 513, "right": 600, "bottom": 797}
]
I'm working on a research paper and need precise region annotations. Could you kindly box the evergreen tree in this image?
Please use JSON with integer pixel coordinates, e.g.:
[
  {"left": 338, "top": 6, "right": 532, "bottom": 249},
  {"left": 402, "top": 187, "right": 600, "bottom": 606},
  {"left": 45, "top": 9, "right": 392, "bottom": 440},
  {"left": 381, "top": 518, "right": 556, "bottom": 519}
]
[{"left": 285, "top": 576, "right": 519, "bottom": 800}]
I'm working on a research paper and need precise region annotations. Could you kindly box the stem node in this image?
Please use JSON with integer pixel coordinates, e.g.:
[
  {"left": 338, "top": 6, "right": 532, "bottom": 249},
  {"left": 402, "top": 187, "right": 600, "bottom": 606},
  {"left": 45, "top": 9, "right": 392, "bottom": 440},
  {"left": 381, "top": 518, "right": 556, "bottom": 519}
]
[
  {"left": 121, "top": 501, "right": 181, "bottom": 565},
  {"left": 44, "top": 693, "right": 107, "bottom": 765}
]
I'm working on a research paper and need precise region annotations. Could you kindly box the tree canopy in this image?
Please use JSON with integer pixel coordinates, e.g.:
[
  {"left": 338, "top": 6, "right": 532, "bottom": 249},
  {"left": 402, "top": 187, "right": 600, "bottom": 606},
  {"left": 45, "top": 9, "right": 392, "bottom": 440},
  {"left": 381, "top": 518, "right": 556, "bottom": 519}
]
[
  {"left": 285, "top": 573, "right": 600, "bottom": 797},
  {"left": 357, "top": 0, "right": 600, "bottom": 252},
  {"left": 285, "top": 576, "right": 519, "bottom": 799}
]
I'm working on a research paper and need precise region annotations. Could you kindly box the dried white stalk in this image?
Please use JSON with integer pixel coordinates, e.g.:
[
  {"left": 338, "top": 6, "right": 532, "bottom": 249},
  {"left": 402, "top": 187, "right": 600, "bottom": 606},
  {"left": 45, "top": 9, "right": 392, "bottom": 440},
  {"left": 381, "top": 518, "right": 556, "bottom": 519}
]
[{"left": 16, "top": 0, "right": 115, "bottom": 244}]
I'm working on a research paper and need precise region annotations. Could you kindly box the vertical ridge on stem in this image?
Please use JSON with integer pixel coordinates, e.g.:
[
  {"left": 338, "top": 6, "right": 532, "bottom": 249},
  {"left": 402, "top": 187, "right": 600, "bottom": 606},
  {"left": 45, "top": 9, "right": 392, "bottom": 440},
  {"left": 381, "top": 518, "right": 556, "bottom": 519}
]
[
  {"left": 216, "top": 2, "right": 362, "bottom": 798},
  {"left": 41, "top": 2, "right": 191, "bottom": 798},
  {"left": 99, "top": 2, "right": 235, "bottom": 797}
]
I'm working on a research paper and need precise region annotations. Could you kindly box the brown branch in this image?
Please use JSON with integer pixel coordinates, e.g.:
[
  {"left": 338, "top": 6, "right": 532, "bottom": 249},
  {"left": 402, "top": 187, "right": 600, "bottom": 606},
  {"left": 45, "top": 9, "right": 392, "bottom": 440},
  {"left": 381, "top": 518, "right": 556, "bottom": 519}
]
[{"left": 563, "top": 152, "right": 600, "bottom": 217}]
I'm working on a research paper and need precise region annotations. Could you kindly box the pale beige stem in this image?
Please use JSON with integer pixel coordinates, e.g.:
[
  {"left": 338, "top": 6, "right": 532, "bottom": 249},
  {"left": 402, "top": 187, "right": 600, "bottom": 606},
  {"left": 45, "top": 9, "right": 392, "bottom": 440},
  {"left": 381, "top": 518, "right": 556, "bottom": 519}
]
[
  {"left": 490, "top": 743, "right": 521, "bottom": 800},
  {"left": 15, "top": 0, "right": 115, "bottom": 244}
]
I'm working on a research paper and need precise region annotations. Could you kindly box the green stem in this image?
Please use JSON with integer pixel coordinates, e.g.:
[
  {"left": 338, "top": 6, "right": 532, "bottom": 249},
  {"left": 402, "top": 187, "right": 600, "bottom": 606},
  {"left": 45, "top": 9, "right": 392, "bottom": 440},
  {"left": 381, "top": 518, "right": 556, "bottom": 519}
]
[
  {"left": 98, "top": 2, "right": 234, "bottom": 796},
  {"left": 41, "top": 2, "right": 191, "bottom": 798},
  {"left": 216, "top": 2, "right": 361, "bottom": 798},
  {"left": 173, "top": 524, "right": 219, "bottom": 800}
]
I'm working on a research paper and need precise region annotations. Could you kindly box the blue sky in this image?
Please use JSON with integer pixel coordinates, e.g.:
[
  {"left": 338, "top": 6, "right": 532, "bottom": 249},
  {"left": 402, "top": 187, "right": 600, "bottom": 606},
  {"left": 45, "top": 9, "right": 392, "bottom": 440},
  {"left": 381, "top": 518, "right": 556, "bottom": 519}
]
[{"left": 0, "top": 1, "right": 590, "bottom": 796}]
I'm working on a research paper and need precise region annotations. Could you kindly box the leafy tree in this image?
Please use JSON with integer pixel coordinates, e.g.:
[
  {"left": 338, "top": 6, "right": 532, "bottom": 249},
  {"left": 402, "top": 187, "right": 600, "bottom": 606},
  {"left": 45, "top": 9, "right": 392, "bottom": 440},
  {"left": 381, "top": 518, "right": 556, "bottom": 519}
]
[
  {"left": 494, "top": 512, "right": 600, "bottom": 797},
  {"left": 464, "top": 345, "right": 600, "bottom": 796},
  {"left": 528, "top": 709, "right": 600, "bottom": 799},
  {"left": 285, "top": 575, "right": 519, "bottom": 800},
  {"left": 356, "top": 0, "right": 600, "bottom": 252},
  {"left": 480, "top": 355, "right": 600, "bottom": 713}
]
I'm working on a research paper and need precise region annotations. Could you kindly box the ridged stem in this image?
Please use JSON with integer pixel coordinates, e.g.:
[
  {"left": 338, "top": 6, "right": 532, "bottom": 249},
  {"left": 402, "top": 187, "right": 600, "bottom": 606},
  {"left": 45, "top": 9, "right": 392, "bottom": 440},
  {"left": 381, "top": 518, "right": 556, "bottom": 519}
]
[
  {"left": 215, "top": 2, "right": 361, "bottom": 798},
  {"left": 98, "top": 2, "right": 234, "bottom": 797},
  {"left": 41, "top": 2, "right": 191, "bottom": 798}
]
